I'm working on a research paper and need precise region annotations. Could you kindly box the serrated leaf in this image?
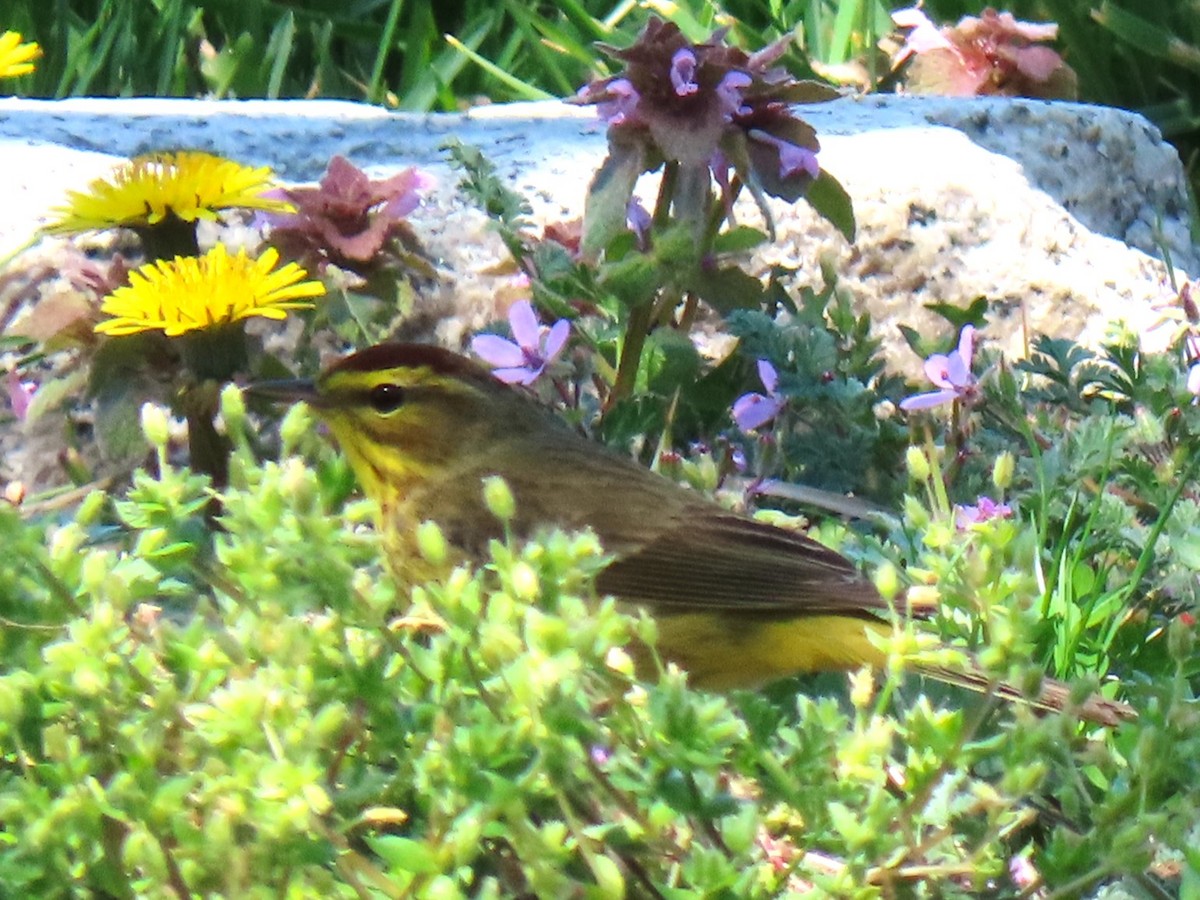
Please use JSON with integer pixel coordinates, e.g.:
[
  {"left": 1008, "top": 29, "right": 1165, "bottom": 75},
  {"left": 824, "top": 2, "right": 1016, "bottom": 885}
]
[
  {"left": 599, "top": 253, "right": 659, "bottom": 308},
  {"left": 924, "top": 298, "right": 988, "bottom": 330}
]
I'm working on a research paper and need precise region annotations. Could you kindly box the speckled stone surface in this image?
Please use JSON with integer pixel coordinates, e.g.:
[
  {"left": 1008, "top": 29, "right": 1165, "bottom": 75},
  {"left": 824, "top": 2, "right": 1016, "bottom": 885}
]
[{"left": 0, "top": 94, "right": 1195, "bottom": 368}]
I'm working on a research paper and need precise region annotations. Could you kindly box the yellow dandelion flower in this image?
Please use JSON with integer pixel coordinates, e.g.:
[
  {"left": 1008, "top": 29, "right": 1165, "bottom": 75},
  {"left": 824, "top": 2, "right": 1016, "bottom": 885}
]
[
  {"left": 95, "top": 244, "right": 326, "bottom": 338},
  {"left": 0, "top": 31, "right": 41, "bottom": 79},
  {"left": 46, "top": 151, "right": 295, "bottom": 234}
]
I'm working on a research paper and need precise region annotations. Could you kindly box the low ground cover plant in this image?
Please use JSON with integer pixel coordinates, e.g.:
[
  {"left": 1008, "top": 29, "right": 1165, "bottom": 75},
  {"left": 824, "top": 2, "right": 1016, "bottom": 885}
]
[{"left": 1, "top": 9, "right": 1199, "bottom": 898}]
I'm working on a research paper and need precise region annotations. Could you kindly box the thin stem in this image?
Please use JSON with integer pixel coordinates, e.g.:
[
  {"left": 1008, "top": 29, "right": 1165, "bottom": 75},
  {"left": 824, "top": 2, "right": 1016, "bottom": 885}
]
[{"left": 610, "top": 301, "right": 652, "bottom": 407}]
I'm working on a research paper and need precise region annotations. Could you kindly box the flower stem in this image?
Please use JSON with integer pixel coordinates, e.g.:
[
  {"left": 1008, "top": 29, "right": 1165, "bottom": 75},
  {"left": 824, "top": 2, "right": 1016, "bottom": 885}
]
[
  {"left": 182, "top": 381, "right": 230, "bottom": 488},
  {"left": 611, "top": 301, "right": 652, "bottom": 408}
]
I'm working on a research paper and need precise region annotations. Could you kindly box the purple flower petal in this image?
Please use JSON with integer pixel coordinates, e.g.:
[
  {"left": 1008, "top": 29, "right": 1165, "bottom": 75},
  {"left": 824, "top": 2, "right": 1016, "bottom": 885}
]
[
  {"left": 756, "top": 359, "right": 779, "bottom": 394},
  {"left": 508, "top": 300, "right": 541, "bottom": 350},
  {"left": 715, "top": 71, "right": 752, "bottom": 119},
  {"left": 626, "top": 198, "right": 652, "bottom": 246},
  {"left": 6, "top": 372, "right": 35, "bottom": 421},
  {"left": 957, "top": 324, "right": 976, "bottom": 368},
  {"left": 922, "top": 353, "right": 954, "bottom": 388},
  {"left": 899, "top": 389, "right": 959, "bottom": 411},
  {"left": 493, "top": 366, "right": 541, "bottom": 385},
  {"left": 471, "top": 334, "right": 526, "bottom": 368},
  {"left": 542, "top": 318, "right": 571, "bottom": 362},
  {"left": 670, "top": 49, "right": 699, "bottom": 96},
  {"left": 1188, "top": 363, "right": 1200, "bottom": 397},
  {"left": 596, "top": 78, "right": 640, "bottom": 125},
  {"left": 944, "top": 350, "right": 971, "bottom": 387},
  {"left": 749, "top": 130, "right": 820, "bottom": 180},
  {"left": 732, "top": 392, "right": 783, "bottom": 431}
]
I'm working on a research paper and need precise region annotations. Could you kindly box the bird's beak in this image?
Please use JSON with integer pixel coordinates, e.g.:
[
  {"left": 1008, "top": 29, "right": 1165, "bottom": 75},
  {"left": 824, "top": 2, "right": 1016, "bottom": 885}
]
[{"left": 244, "top": 379, "right": 328, "bottom": 408}]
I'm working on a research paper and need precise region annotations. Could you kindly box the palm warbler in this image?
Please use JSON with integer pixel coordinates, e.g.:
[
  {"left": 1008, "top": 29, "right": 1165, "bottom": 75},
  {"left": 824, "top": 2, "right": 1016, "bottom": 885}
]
[{"left": 250, "top": 342, "right": 1132, "bottom": 726}]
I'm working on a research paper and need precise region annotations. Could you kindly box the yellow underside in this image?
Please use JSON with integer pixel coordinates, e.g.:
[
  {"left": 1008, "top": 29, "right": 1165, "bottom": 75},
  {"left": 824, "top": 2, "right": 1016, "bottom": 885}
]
[{"left": 645, "top": 611, "right": 891, "bottom": 690}]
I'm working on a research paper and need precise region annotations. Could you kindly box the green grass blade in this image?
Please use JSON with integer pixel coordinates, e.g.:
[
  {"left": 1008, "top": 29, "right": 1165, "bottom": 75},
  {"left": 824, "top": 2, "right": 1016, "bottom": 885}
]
[
  {"left": 1092, "top": 1, "right": 1200, "bottom": 75},
  {"left": 367, "top": 0, "right": 405, "bottom": 104},
  {"left": 828, "top": 0, "right": 864, "bottom": 65},
  {"left": 264, "top": 10, "right": 297, "bottom": 100},
  {"left": 444, "top": 33, "right": 555, "bottom": 101},
  {"left": 400, "top": 14, "right": 493, "bottom": 111}
]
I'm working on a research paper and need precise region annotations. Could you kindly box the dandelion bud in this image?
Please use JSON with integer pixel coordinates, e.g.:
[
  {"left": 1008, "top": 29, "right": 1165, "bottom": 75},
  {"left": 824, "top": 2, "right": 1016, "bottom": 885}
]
[
  {"left": 605, "top": 646, "right": 635, "bottom": 677},
  {"left": 416, "top": 521, "right": 448, "bottom": 566},
  {"left": 140, "top": 403, "right": 171, "bottom": 449},
  {"left": 221, "top": 383, "right": 246, "bottom": 434},
  {"left": 905, "top": 446, "right": 931, "bottom": 482},
  {"left": 279, "top": 403, "right": 310, "bottom": 454},
  {"left": 873, "top": 562, "right": 900, "bottom": 601},
  {"left": 849, "top": 667, "right": 875, "bottom": 708},
  {"left": 992, "top": 451, "right": 1015, "bottom": 491},
  {"left": 483, "top": 476, "right": 516, "bottom": 523},
  {"left": 510, "top": 561, "right": 539, "bottom": 600},
  {"left": 75, "top": 490, "right": 107, "bottom": 525}
]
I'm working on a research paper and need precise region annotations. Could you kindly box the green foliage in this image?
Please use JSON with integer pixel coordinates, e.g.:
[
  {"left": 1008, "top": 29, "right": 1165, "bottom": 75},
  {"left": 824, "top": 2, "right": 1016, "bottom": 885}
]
[{"left": 2, "top": 393, "right": 1199, "bottom": 896}]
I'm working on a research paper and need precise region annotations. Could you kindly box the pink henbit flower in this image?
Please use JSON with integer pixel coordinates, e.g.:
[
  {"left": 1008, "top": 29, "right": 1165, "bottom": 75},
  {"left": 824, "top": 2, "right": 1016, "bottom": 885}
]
[
  {"left": 471, "top": 300, "right": 570, "bottom": 385},
  {"left": 5, "top": 371, "right": 35, "bottom": 421},
  {"left": 892, "top": 6, "right": 1077, "bottom": 100},
  {"left": 900, "top": 325, "right": 980, "bottom": 411},
  {"left": 268, "top": 156, "right": 432, "bottom": 275},
  {"left": 955, "top": 496, "right": 1013, "bottom": 530},
  {"left": 572, "top": 17, "right": 834, "bottom": 190},
  {"left": 732, "top": 359, "right": 785, "bottom": 432}
]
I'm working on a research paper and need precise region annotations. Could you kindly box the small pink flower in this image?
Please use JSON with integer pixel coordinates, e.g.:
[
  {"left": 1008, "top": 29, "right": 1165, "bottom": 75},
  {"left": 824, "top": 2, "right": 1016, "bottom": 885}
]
[
  {"left": 732, "top": 360, "right": 785, "bottom": 431},
  {"left": 901, "top": 325, "right": 980, "bottom": 411},
  {"left": 5, "top": 371, "right": 35, "bottom": 421},
  {"left": 955, "top": 496, "right": 1013, "bottom": 530},
  {"left": 471, "top": 300, "right": 570, "bottom": 385},
  {"left": 892, "top": 7, "right": 955, "bottom": 62}
]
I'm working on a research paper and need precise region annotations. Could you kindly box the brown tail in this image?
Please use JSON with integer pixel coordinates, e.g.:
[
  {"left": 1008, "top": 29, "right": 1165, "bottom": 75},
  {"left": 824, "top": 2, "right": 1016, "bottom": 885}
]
[{"left": 917, "top": 663, "right": 1135, "bottom": 727}]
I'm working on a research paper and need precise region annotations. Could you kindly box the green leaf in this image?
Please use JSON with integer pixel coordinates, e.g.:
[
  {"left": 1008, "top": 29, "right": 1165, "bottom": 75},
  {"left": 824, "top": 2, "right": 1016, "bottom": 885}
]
[
  {"left": 711, "top": 226, "right": 769, "bottom": 255},
  {"left": 643, "top": 329, "right": 701, "bottom": 397},
  {"left": 924, "top": 297, "right": 988, "bottom": 331},
  {"left": 366, "top": 835, "right": 441, "bottom": 875},
  {"left": 805, "top": 168, "right": 855, "bottom": 242},
  {"left": 581, "top": 140, "right": 646, "bottom": 261},
  {"left": 598, "top": 253, "right": 659, "bottom": 309},
  {"left": 689, "top": 265, "right": 764, "bottom": 314},
  {"left": 88, "top": 334, "right": 173, "bottom": 464}
]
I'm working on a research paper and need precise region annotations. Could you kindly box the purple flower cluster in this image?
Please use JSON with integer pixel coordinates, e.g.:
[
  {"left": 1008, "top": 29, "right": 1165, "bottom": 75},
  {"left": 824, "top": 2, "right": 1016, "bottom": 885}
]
[{"left": 572, "top": 16, "right": 839, "bottom": 245}]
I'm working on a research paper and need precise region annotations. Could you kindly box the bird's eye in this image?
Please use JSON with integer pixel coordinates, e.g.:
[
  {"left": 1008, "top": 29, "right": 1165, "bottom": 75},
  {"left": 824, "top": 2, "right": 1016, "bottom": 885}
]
[{"left": 368, "top": 383, "right": 406, "bottom": 414}]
